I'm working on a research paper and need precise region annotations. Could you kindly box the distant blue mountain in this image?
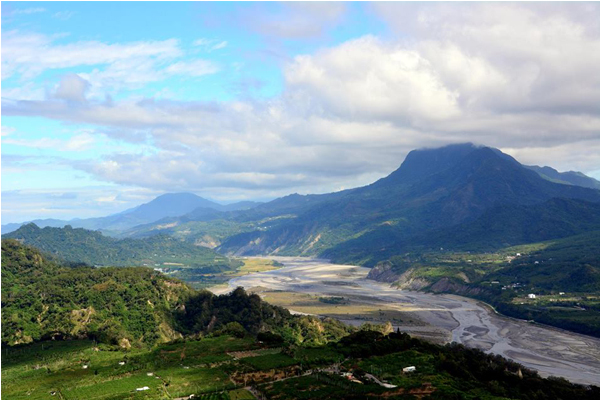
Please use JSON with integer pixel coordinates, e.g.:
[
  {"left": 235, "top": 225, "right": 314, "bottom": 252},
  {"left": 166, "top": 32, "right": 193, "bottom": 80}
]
[
  {"left": 1, "top": 193, "right": 261, "bottom": 234},
  {"left": 526, "top": 165, "right": 600, "bottom": 189}
]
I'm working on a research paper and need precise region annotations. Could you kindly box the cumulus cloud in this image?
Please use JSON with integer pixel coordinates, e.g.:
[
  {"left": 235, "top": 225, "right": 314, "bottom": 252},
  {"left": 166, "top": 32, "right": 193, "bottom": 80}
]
[{"left": 3, "top": 2, "right": 600, "bottom": 202}]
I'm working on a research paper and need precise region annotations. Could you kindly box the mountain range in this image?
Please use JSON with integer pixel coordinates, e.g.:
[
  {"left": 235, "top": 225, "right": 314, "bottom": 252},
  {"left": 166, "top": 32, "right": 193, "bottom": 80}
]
[
  {"left": 1, "top": 193, "right": 262, "bottom": 234},
  {"left": 3, "top": 143, "right": 600, "bottom": 267},
  {"left": 215, "top": 144, "right": 600, "bottom": 264},
  {"left": 2, "top": 223, "right": 237, "bottom": 270}
]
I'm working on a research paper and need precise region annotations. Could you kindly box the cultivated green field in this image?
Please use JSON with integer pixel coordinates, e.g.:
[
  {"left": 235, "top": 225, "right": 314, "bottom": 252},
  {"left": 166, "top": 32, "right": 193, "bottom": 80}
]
[
  {"left": 3, "top": 329, "right": 598, "bottom": 400},
  {"left": 1, "top": 336, "right": 259, "bottom": 400}
]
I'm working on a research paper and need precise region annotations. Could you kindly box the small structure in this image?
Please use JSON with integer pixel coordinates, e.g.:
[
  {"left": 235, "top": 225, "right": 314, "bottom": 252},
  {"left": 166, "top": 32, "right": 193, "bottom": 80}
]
[
  {"left": 559, "top": 292, "right": 565, "bottom": 295},
  {"left": 136, "top": 386, "right": 150, "bottom": 391},
  {"left": 82, "top": 364, "right": 88, "bottom": 369},
  {"left": 402, "top": 366, "right": 416, "bottom": 373},
  {"left": 147, "top": 372, "right": 154, "bottom": 376},
  {"left": 119, "top": 361, "right": 126, "bottom": 366},
  {"left": 527, "top": 294, "right": 536, "bottom": 299},
  {"left": 534, "top": 261, "right": 539, "bottom": 264}
]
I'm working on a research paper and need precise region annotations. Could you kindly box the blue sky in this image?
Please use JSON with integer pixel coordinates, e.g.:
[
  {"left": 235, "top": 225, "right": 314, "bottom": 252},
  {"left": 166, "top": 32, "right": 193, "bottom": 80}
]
[{"left": 2, "top": 2, "right": 600, "bottom": 224}]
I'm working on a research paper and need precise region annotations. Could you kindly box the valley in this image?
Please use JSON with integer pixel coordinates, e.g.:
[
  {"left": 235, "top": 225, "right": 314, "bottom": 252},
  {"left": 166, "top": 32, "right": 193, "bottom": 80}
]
[
  {"left": 8, "top": 241, "right": 599, "bottom": 399},
  {"left": 223, "top": 257, "right": 600, "bottom": 386},
  {"left": 3, "top": 143, "right": 600, "bottom": 398}
]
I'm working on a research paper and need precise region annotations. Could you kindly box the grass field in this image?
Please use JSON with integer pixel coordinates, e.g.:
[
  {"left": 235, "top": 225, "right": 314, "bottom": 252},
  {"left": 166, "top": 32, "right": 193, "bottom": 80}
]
[
  {"left": 1, "top": 336, "right": 260, "bottom": 400},
  {"left": 241, "top": 353, "right": 298, "bottom": 370},
  {"left": 3, "top": 329, "right": 593, "bottom": 400}
]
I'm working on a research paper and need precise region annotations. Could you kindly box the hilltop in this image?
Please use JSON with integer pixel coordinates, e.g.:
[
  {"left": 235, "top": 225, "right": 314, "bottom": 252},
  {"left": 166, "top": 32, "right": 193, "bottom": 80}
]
[{"left": 2, "top": 223, "right": 237, "bottom": 270}]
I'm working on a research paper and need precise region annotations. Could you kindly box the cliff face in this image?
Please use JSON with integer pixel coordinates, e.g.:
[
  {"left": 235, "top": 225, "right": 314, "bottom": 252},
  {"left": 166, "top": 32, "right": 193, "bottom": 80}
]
[
  {"left": 366, "top": 261, "right": 399, "bottom": 283},
  {"left": 366, "top": 260, "right": 486, "bottom": 295},
  {"left": 366, "top": 262, "right": 430, "bottom": 290},
  {"left": 428, "top": 278, "right": 484, "bottom": 296}
]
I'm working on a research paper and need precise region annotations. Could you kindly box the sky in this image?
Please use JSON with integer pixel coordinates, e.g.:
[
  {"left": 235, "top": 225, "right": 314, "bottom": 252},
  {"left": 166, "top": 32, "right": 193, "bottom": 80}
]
[{"left": 2, "top": 1, "right": 600, "bottom": 224}]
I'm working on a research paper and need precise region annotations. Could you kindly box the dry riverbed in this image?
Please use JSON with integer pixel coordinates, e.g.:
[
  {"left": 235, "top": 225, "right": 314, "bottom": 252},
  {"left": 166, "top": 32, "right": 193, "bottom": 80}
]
[{"left": 221, "top": 256, "right": 600, "bottom": 386}]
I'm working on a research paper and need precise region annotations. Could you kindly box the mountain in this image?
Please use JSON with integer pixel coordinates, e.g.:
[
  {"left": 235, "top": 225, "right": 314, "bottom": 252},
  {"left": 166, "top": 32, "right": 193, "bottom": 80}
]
[
  {"left": 1, "top": 193, "right": 262, "bottom": 234},
  {"left": 1, "top": 218, "right": 72, "bottom": 235},
  {"left": 2, "top": 223, "right": 237, "bottom": 269},
  {"left": 217, "top": 144, "right": 600, "bottom": 262},
  {"left": 527, "top": 165, "right": 600, "bottom": 189},
  {"left": 116, "top": 192, "right": 223, "bottom": 222},
  {"left": 326, "top": 197, "right": 600, "bottom": 264}
]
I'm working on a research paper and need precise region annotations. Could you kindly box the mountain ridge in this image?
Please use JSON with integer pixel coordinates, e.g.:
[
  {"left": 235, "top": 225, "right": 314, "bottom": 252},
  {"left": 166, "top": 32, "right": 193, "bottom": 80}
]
[
  {"left": 217, "top": 144, "right": 600, "bottom": 259},
  {"left": 1, "top": 193, "right": 262, "bottom": 234}
]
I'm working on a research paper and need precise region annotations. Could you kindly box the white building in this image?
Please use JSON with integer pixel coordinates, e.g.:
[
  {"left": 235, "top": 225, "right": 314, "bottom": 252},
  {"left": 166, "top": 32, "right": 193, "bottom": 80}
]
[
  {"left": 527, "top": 294, "right": 536, "bottom": 299},
  {"left": 402, "top": 366, "right": 416, "bottom": 373}
]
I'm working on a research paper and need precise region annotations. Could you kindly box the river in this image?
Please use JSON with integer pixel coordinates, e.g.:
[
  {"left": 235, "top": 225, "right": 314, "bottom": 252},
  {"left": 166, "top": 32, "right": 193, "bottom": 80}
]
[{"left": 224, "top": 256, "right": 600, "bottom": 386}]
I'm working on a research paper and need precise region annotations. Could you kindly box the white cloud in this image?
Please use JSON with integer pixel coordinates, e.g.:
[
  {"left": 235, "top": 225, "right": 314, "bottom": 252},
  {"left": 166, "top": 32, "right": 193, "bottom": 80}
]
[
  {"left": 164, "top": 59, "right": 219, "bottom": 77},
  {"left": 2, "top": 31, "right": 220, "bottom": 100},
  {"left": 193, "top": 38, "right": 228, "bottom": 52},
  {"left": 11, "top": 7, "right": 46, "bottom": 15},
  {"left": 284, "top": 36, "right": 461, "bottom": 123},
  {"left": 246, "top": 2, "right": 347, "bottom": 39},
  {"left": 54, "top": 74, "right": 90, "bottom": 102},
  {"left": 53, "top": 11, "right": 75, "bottom": 21},
  {"left": 211, "top": 41, "right": 228, "bottom": 51},
  {"left": 3, "top": 132, "right": 96, "bottom": 152},
  {"left": 1, "top": 186, "right": 161, "bottom": 224},
  {"left": 1, "top": 126, "right": 16, "bottom": 137},
  {"left": 3, "top": 2, "right": 600, "bottom": 201},
  {"left": 1, "top": 31, "right": 183, "bottom": 80}
]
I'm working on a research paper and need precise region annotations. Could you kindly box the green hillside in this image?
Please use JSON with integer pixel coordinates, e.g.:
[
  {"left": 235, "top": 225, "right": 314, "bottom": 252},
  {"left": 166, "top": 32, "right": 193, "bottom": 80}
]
[
  {"left": 326, "top": 198, "right": 600, "bottom": 265},
  {"left": 3, "top": 223, "right": 239, "bottom": 270},
  {"left": 1, "top": 240, "right": 348, "bottom": 347},
  {"left": 1, "top": 239, "right": 194, "bottom": 346},
  {"left": 366, "top": 231, "right": 600, "bottom": 337}
]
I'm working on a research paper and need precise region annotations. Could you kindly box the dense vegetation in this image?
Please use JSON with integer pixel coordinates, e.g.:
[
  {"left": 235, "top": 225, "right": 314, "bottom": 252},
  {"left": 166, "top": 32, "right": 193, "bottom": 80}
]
[
  {"left": 3, "top": 223, "right": 240, "bottom": 270},
  {"left": 3, "top": 328, "right": 598, "bottom": 399},
  {"left": 1, "top": 240, "right": 348, "bottom": 348},
  {"left": 368, "top": 231, "right": 600, "bottom": 337},
  {"left": 1, "top": 239, "right": 193, "bottom": 346}
]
